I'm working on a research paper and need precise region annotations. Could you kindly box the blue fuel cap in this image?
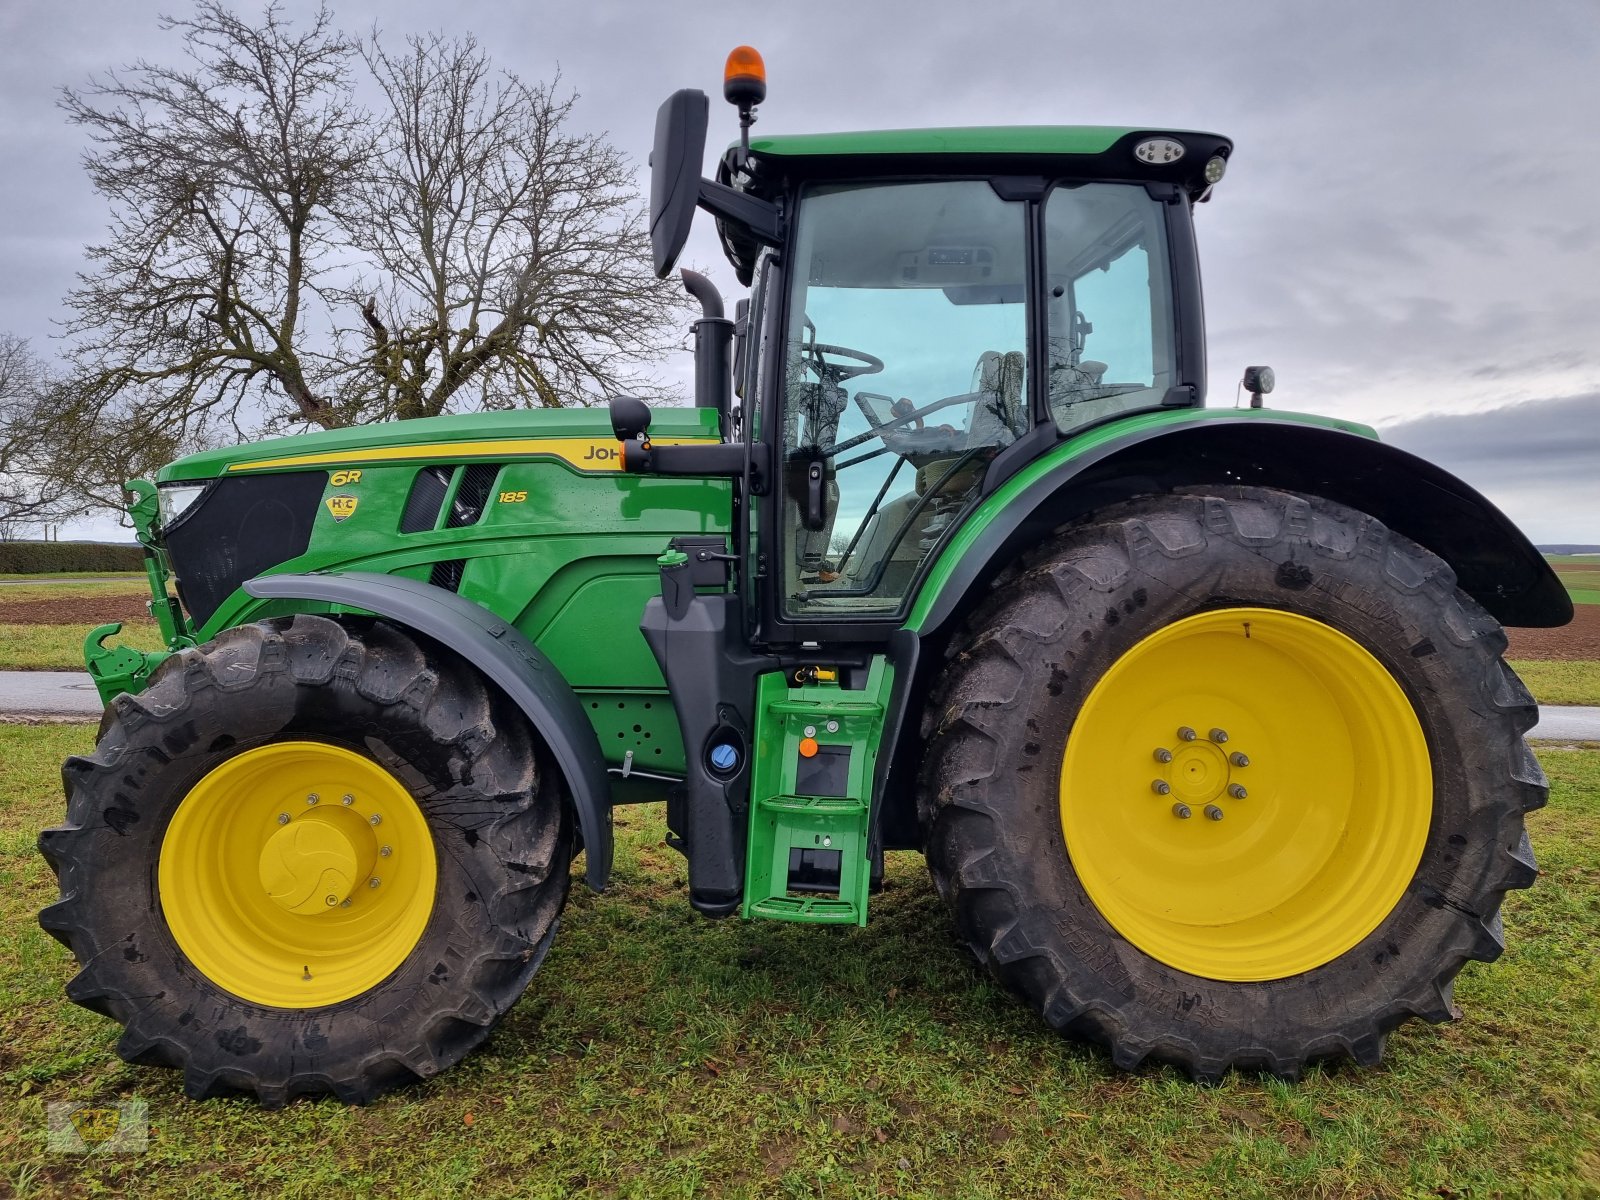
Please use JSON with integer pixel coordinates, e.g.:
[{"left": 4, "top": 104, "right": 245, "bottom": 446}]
[{"left": 709, "top": 742, "right": 740, "bottom": 772}]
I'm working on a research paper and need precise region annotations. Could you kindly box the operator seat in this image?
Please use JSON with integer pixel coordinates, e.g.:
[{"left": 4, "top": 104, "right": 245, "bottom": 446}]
[{"left": 844, "top": 350, "right": 1027, "bottom": 593}]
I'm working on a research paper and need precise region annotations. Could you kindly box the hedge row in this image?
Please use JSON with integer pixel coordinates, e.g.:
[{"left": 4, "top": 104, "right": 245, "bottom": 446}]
[{"left": 0, "top": 541, "right": 145, "bottom": 573}]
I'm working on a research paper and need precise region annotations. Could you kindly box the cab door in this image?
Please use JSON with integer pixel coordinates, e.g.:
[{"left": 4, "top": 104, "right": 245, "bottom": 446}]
[{"left": 762, "top": 178, "right": 1035, "bottom": 638}]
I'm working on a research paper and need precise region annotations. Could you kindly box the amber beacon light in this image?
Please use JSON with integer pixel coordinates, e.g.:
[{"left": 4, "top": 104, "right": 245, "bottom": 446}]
[
  {"left": 724, "top": 45, "right": 766, "bottom": 163},
  {"left": 724, "top": 45, "right": 767, "bottom": 106}
]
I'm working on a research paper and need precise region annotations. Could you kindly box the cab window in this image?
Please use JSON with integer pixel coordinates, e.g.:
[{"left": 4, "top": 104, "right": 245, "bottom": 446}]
[{"left": 1045, "top": 184, "right": 1177, "bottom": 434}]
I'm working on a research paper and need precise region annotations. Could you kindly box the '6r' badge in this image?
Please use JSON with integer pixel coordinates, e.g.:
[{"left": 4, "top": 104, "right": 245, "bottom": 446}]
[{"left": 325, "top": 494, "right": 359, "bottom": 522}]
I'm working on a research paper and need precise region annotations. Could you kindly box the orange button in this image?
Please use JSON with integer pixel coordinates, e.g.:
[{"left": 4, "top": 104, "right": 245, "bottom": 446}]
[{"left": 798, "top": 737, "right": 819, "bottom": 758}]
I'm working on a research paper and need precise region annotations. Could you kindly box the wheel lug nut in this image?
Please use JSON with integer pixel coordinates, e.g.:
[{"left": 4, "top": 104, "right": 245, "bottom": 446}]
[
  {"left": 340, "top": 899, "right": 352, "bottom": 908},
  {"left": 1209, "top": 728, "right": 1229, "bottom": 743},
  {"left": 1177, "top": 726, "right": 1197, "bottom": 742},
  {"left": 1151, "top": 780, "right": 1171, "bottom": 795},
  {"left": 341, "top": 794, "right": 355, "bottom": 806},
  {"left": 1228, "top": 784, "right": 1248, "bottom": 799},
  {"left": 369, "top": 877, "right": 381, "bottom": 888},
  {"left": 277, "top": 813, "right": 290, "bottom": 825},
  {"left": 370, "top": 814, "right": 382, "bottom": 826},
  {"left": 306, "top": 793, "right": 320, "bottom": 805},
  {"left": 380, "top": 846, "right": 392, "bottom": 857},
  {"left": 1230, "top": 752, "right": 1250, "bottom": 768},
  {"left": 1171, "top": 803, "right": 1192, "bottom": 819},
  {"left": 1205, "top": 804, "right": 1225, "bottom": 821},
  {"left": 1153, "top": 748, "right": 1173, "bottom": 763}
]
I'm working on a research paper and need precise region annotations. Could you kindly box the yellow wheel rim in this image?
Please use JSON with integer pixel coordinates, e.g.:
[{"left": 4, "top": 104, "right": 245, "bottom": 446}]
[
  {"left": 1059, "top": 608, "right": 1431, "bottom": 981},
  {"left": 159, "top": 742, "right": 438, "bottom": 1007}
]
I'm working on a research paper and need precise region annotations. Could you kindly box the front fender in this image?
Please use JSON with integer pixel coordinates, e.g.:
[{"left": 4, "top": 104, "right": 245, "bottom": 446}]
[
  {"left": 244, "top": 571, "right": 613, "bottom": 890},
  {"left": 910, "top": 409, "right": 1570, "bottom": 635}
]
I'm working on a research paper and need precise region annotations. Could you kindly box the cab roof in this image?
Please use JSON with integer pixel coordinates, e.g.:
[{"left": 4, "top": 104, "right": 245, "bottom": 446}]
[
  {"left": 730, "top": 124, "right": 1231, "bottom": 203},
  {"left": 713, "top": 124, "right": 1232, "bottom": 283},
  {"left": 747, "top": 125, "right": 1144, "bottom": 159}
]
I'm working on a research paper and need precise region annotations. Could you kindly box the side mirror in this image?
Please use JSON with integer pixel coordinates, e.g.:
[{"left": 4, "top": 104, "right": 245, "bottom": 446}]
[
  {"left": 649, "top": 89, "right": 709, "bottom": 279},
  {"left": 609, "top": 396, "right": 653, "bottom": 443}
]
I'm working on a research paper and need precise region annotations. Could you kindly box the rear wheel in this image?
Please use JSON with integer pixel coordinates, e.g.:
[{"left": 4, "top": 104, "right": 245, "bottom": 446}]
[
  {"left": 39, "top": 615, "right": 573, "bottom": 1105},
  {"left": 920, "top": 486, "right": 1545, "bottom": 1080}
]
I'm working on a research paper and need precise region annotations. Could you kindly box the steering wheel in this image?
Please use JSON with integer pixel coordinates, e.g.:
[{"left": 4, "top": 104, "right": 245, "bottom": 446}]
[{"left": 804, "top": 342, "right": 884, "bottom": 382}]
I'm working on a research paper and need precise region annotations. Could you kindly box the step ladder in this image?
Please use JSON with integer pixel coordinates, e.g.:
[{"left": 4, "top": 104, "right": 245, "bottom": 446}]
[{"left": 743, "top": 657, "right": 893, "bottom": 926}]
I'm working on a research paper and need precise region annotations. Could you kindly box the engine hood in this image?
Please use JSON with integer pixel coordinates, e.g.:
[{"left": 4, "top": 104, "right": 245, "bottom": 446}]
[{"left": 156, "top": 406, "right": 721, "bottom": 484}]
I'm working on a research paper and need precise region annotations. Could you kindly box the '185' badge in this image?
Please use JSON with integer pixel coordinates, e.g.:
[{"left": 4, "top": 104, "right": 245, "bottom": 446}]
[{"left": 325, "top": 495, "right": 359, "bottom": 522}]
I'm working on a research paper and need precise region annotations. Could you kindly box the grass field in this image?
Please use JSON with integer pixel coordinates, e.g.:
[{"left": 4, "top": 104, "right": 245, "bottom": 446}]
[
  {"left": 2, "top": 724, "right": 1597, "bottom": 1199},
  {"left": 1509, "top": 660, "right": 1600, "bottom": 707},
  {"left": 0, "top": 625, "right": 167, "bottom": 671}
]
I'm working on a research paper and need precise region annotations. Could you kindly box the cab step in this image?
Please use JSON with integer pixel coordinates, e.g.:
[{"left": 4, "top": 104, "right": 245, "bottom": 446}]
[
  {"left": 742, "top": 658, "right": 893, "bottom": 926},
  {"left": 748, "top": 895, "right": 863, "bottom": 924}
]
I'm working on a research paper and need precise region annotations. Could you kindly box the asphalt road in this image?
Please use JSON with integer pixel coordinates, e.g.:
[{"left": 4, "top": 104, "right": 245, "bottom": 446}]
[
  {"left": 0, "top": 671, "right": 107, "bottom": 720},
  {"left": 2, "top": 670, "right": 1597, "bottom": 740}
]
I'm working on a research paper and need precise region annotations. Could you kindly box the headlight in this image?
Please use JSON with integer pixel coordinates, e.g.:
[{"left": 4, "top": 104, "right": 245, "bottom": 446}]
[{"left": 156, "top": 483, "right": 208, "bottom": 529}]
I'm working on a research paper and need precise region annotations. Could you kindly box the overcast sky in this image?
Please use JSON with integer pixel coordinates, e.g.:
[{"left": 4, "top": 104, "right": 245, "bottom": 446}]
[{"left": 2, "top": 0, "right": 1596, "bottom": 541}]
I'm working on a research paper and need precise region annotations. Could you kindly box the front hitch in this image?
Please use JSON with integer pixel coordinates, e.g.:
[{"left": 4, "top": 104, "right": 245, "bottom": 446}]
[
  {"left": 82, "top": 480, "right": 196, "bottom": 705},
  {"left": 84, "top": 623, "right": 173, "bottom": 706}
]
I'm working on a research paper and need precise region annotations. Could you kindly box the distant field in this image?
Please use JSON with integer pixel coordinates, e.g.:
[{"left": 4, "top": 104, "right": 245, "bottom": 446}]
[
  {"left": 0, "top": 580, "right": 173, "bottom": 671},
  {"left": 1546, "top": 554, "right": 1600, "bottom": 606},
  {"left": 1504, "top": 559, "right": 1600, "bottom": 699},
  {"left": 0, "top": 572, "right": 143, "bottom": 582}
]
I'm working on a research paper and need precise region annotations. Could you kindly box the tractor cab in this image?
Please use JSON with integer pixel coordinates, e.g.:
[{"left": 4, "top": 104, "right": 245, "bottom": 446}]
[
  {"left": 607, "top": 50, "right": 1236, "bottom": 923},
  {"left": 623, "top": 52, "right": 1229, "bottom": 645}
]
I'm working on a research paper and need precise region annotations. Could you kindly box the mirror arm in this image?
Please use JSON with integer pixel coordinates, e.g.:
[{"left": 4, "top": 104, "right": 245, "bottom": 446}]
[
  {"left": 696, "top": 179, "right": 782, "bottom": 245},
  {"left": 622, "top": 439, "right": 770, "bottom": 494}
]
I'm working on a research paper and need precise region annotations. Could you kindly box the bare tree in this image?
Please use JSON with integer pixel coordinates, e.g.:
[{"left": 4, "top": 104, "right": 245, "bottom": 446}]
[
  {"left": 58, "top": 2, "right": 686, "bottom": 460},
  {"left": 31, "top": 380, "right": 215, "bottom": 520},
  {"left": 61, "top": 2, "right": 368, "bottom": 438},
  {"left": 0, "top": 335, "right": 85, "bottom": 529},
  {"left": 343, "top": 35, "right": 684, "bottom": 420}
]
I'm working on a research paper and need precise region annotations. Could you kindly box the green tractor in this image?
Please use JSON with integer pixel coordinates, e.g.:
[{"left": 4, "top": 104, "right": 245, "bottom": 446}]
[{"left": 39, "top": 48, "right": 1568, "bottom": 1105}]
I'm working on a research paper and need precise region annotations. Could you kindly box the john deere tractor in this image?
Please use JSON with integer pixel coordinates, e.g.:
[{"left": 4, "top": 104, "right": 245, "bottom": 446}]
[{"left": 39, "top": 49, "right": 1568, "bottom": 1105}]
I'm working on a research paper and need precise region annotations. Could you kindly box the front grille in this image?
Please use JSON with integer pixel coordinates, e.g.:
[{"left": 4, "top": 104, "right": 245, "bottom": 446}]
[{"left": 162, "top": 472, "right": 326, "bottom": 626}]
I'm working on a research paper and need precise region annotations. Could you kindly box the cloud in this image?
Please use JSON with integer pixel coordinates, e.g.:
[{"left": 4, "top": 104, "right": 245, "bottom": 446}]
[{"left": 1379, "top": 393, "right": 1600, "bottom": 543}]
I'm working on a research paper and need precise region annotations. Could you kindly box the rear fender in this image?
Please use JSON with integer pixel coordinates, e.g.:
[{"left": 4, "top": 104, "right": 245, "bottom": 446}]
[{"left": 244, "top": 571, "right": 613, "bottom": 890}]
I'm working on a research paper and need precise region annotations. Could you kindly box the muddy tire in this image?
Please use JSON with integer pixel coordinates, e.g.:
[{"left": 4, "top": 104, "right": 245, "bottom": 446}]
[
  {"left": 919, "top": 486, "right": 1544, "bottom": 1080},
  {"left": 38, "top": 614, "right": 573, "bottom": 1105}
]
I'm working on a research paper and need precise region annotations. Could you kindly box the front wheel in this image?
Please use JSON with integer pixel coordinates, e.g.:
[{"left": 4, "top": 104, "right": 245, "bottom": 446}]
[
  {"left": 919, "top": 486, "right": 1545, "bottom": 1080},
  {"left": 38, "top": 615, "right": 573, "bottom": 1105}
]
